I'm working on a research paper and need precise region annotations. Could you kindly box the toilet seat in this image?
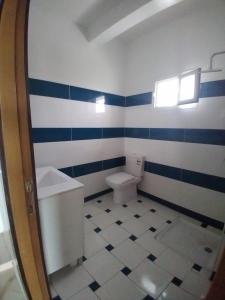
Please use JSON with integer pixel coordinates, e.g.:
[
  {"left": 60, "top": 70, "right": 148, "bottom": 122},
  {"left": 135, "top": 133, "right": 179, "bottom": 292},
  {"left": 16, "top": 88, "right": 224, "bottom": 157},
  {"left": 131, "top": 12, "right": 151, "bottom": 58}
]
[{"left": 106, "top": 172, "right": 139, "bottom": 189}]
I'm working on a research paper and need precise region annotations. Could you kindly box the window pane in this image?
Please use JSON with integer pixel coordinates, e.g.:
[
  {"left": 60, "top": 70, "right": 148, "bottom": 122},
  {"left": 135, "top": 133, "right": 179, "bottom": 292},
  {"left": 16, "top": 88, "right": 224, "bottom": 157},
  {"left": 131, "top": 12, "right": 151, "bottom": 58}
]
[
  {"left": 179, "top": 74, "right": 195, "bottom": 102},
  {"left": 155, "top": 77, "right": 179, "bottom": 107}
]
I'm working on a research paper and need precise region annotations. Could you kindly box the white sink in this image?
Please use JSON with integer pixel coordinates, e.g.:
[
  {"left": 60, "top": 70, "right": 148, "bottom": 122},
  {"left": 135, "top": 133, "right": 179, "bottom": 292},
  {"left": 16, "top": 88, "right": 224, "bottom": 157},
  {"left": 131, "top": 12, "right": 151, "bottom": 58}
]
[{"left": 36, "top": 166, "right": 83, "bottom": 199}]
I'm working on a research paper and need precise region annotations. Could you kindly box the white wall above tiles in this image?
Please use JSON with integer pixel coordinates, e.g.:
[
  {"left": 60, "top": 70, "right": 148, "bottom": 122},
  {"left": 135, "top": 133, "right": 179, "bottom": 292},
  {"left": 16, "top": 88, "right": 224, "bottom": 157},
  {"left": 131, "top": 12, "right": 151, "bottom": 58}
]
[
  {"left": 28, "top": 1, "right": 126, "bottom": 95},
  {"left": 124, "top": 0, "right": 225, "bottom": 95}
]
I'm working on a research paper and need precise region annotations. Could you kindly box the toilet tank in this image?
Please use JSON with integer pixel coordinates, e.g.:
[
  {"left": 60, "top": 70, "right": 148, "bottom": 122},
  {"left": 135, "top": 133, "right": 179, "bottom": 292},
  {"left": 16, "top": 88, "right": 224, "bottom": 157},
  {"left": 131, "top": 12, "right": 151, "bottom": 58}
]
[{"left": 125, "top": 154, "right": 144, "bottom": 178}]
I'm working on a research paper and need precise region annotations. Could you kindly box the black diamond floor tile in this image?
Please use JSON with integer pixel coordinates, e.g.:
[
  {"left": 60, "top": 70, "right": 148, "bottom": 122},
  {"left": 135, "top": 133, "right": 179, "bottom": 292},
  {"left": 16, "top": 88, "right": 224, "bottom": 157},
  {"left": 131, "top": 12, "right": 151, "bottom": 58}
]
[
  {"left": 171, "top": 277, "right": 183, "bottom": 287},
  {"left": 129, "top": 235, "right": 137, "bottom": 241},
  {"left": 134, "top": 214, "right": 140, "bottom": 219},
  {"left": 105, "top": 244, "right": 114, "bottom": 251},
  {"left": 149, "top": 227, "right": 156, "bottom": 232},
  {"left": 94, "top": 227, "right": 102, "bottom": 233},
  {"left": 116, "top": 220, "right": 123, "bottom": 225},
  {"left": 121, "top": 266, "right": 132, "bottom": 276},
  {"left": 192, "top": 263, "right": 202, "bottom": 272},
  {"left": 147, "top": 254, "right": 157, "bottom": 262},
  {"left": 89, "top": 281, "right": 100, "bottom": 292},
  {"left": 85, "top": 214, "right": 92, "bottom": 219}
]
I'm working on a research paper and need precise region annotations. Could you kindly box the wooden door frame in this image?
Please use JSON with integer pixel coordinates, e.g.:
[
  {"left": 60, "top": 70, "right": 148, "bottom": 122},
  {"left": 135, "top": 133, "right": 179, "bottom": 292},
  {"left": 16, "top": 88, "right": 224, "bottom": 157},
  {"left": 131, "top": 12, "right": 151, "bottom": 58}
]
[{"left": 0, "top": 1, "right": 50, "bottom": 299}]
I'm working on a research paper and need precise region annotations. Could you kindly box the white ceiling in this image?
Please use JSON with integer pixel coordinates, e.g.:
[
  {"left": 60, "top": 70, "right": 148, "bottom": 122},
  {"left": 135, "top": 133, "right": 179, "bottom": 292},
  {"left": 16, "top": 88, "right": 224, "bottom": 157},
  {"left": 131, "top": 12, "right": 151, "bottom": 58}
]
[{"left": 31, "top": 0, "right": 222, "bottom": 44}]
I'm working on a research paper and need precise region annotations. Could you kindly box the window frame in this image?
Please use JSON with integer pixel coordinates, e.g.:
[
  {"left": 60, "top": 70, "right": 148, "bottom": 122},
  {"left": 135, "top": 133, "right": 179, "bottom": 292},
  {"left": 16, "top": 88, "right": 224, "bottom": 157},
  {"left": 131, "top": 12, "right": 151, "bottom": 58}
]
[
  {"left": 178, "top": 68, "right": 201, "bottom": 106},
  {"left": 154, "top": 68, "right": 201, "bottom": 108}
]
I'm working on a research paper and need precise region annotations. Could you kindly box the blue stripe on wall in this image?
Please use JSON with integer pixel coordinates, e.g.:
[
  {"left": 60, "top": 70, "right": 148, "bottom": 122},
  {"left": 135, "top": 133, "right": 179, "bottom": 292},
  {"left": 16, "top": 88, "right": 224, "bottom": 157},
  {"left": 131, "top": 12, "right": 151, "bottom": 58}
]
[
  {"left": 29, "top": 78, "right": 125, "bottom": 107},
  {"left": 59, "top": 156, "right": 125, "bottom": 177},
  {"left": 29, "top": 78, "right": 225, "bottom": 107},
  {"left": 32, "top": 127, "right": 124, "bottom": 143},
  {"left": 144, "top": 161, "right": 225, "bottom": 193},
  {"left": 138, "top": 190, "right": 224, "bottom": 229},
  {"left": 126, "top": 92, "right": 152, "bottom": 106},
  {"left": 184, "top": 129, "right": 225, "bottom": 145},
  {"left": 74, "top": 161, "right": 102, "bottom": 177},
  {"left": 72, "top": 128, "right": 102, "bottom": 140},
  {"left": 29, "top": 78, "right": 69, "bottom": 99},
  {"left": 32, "top": 127, "right": 225, "bottom": 146},
  {"left": 125, "top": 127, "right": 225, "bottom": 146},
  {"left": 150, "top": 128, "right": 185, "bottom": 142},
  {"left": 102, "top": 157, "right": 126, "bottom": 170},
  {"left": 60, "top": 158, "right": 225, "bottom": 193},
  {"left": 103, "top": 128, "right": 125, "bottom": 138},
  {"left": 32, "top": 128, "right": 71, "bottom": 143},
  {"left": 125, "top": 128, "right": 150, "bottom": 139},
  {"left": 200, "top": 80, "right": 225, "bottom": 98},
  {"left": 145, "top": 161, "right": 182, "bottom": 181}
]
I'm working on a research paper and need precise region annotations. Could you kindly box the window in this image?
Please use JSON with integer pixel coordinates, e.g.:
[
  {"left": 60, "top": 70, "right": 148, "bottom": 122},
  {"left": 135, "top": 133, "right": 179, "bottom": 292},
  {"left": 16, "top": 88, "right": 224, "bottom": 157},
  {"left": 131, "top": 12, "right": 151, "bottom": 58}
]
[
  {"left": 96, "top": 96, "right": 105, "bottom": 113},
  {"left": 154, "top": 68, "right": 201, "bottom": 108}
]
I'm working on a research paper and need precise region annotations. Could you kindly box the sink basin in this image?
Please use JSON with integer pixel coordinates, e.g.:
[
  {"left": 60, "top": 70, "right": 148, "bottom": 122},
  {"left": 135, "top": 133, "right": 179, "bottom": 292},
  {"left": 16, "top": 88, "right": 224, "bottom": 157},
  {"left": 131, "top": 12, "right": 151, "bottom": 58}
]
[
  {"left": 36, "top": 166, "right": 83, "bottom": 199},
  {"left": 38, "top": 170, "right": 67, "bottom": 188}
]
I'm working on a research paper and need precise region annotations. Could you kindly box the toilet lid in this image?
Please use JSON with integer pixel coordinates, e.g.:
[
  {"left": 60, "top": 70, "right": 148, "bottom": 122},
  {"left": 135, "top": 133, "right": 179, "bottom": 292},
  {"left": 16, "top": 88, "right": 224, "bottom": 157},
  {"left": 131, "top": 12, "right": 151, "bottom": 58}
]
[{"left": 107, "top": 172, "right": 135, "bottom": 185}]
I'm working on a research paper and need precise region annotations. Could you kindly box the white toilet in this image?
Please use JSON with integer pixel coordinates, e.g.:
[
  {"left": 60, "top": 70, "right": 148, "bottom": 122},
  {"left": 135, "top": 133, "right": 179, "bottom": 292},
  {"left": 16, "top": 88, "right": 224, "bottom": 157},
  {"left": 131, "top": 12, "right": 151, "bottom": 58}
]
[{"left": 106, "top": 154, "right": 144, "bottom": 204}]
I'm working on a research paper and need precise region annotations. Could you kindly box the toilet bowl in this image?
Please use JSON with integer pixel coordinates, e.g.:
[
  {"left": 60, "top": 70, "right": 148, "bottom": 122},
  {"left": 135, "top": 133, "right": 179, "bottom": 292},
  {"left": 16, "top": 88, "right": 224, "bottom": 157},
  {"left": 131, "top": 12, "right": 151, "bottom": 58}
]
[{"left": 106, "top": 154, "right": 144, "bottom": 204}]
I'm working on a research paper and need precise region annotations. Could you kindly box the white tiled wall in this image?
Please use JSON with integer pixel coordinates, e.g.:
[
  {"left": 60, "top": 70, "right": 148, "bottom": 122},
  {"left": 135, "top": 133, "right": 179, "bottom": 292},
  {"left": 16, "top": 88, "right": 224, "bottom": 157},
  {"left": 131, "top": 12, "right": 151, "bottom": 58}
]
[
  {"left": 123, "top": 0, "right": 225, "bottom": 222},
  {"left": 30, "top": 96, "right": 125, "bottom": 128},
  {"left": 28, "top": 1, "right": 125, "bottom": 197}
]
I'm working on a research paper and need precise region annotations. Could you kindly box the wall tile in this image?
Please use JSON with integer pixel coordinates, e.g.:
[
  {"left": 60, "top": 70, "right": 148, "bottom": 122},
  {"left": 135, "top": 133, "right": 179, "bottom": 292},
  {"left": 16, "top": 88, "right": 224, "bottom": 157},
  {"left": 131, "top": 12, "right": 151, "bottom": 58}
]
[
  {"left": 150, "top": 128, "right": 185, "bottom": 142},
  {"left": 29, "top": 78, "right": 69, "bottom": 99},
  {"left": 182, "top": 169, "right": 225, "bottom": 193},
  {"left": 126, "top": 92, "right": 152, "bottom": 106},
  {"left": 125, "top": 128, "right": 150, "bottom": 139},
  {"left": 184, "top": 129, "right": 225, "bottom": 145},
  {"left": 200, "top": 80, "right": 225, "bottom": 98},
  {"left": 72, "top": 128, "right": 102, "bottom": 140},
  {"left": 32, "top": 128, "right": 71, "bottom": 143},
  {"left": 102, "top": 157, "right": 126, "bottom": 170},
  {"left": 102, "top": 128, "right": 124, "bottom": 138},
  {"left": 73, "top": 161, "right": 103, "bottom": 177}
]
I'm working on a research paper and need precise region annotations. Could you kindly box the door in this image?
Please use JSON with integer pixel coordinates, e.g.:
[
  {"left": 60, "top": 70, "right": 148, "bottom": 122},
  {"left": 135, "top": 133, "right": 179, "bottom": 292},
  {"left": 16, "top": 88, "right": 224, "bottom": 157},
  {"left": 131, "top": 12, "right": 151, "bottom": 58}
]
[{"left": 0, "top": 1, "right": 50, "bottom": 299}]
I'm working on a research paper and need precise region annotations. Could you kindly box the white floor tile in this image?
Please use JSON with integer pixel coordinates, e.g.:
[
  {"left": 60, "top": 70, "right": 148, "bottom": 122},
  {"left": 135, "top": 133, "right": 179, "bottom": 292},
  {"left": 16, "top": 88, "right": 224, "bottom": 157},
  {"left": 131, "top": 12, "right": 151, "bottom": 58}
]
[
  {"left": 100, "top": 224, "right": 130, "bottom": 246},
  {"left": 140, "top": 212, "right": 167, "bottom": 228},
  {"left": 121, "top": 218, "right": 150, "bottom": 237},
  {"left": 90, "top": 212, "right": 116, "bottom": 229},
  {"left": 155, "top": 206, "right": 179, "bottom": 221},
  {"left": 69, "top": 287, "right": 99, "bottom": 300},
  {"left": 129, "top": 259, "right": 173, "bottom": 299},
  {"left": 156, "top": 249, "right": 193, "bottom": 280},
  {"left": 84, "top": 205, "right": 103, "bottom": 217},
  {"left": 112, "top": 239, "right": 148, "bottom": 269},
  {"left": 84, "top": 249, "right": 123, "bottom": 284},
  {"left": 96, "top": 272, "right": 146, "bottom": 300},
  {"left": 110, "top": 206, "right": 134, "bottom": 222},
  {"left": 136, "top": 231, "right": 166, "bottom": 257},
  {"left": 158, "top": 283, "right": 198, "bottom": 300},
  {"left": 85, "top": 231, "right": 107, "bottom": 258},
  {"left": 181, "top": 271, "right": 210, "bottom": 298},
  {"left": 84, "top": 220, "right": 96, "bottom": 234},
  {"left": 127, "top": 201, "right": 150, "bottom": 216},
  {"left": 52, "top": 266, "right": 93, "bottom": 299}
]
